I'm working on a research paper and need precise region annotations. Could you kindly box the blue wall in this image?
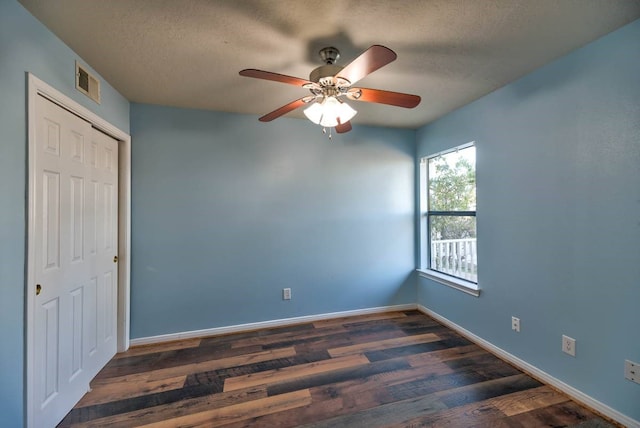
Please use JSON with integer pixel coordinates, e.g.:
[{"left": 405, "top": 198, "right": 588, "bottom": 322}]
[
  {"left": 416, "top": 19, "right": 640, "bottom": 420},
  {"left": 0, "top": 2, "right": 129, "bottom": 426},
  {"left": 3, "top": 1, "right": 639, "bottom": 425},
  {"left": 129, "top": 104, "right": 416, "bottom": 338}
]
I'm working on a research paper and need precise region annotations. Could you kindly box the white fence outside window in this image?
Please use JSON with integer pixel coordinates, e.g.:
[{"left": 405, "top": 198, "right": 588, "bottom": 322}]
[{"left": 430, "top": 238, "right": 477, "bottom": 282}]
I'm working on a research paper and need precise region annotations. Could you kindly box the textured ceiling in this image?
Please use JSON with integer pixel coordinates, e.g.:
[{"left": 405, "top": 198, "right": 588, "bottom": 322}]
[{"left": 19, "top": 0, "right": 640, "bottom": 128}]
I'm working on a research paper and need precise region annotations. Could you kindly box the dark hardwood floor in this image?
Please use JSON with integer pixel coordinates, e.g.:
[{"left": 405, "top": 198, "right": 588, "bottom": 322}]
[{"left": 58, "top": 311, "right": 618, "bottom": 427}]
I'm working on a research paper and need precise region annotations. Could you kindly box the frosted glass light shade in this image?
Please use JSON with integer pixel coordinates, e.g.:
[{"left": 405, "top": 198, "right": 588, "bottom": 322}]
[
  {"left": 304, "top": 97, "right": 357, "bottom": 128},
  {"left": 303, "top": 102, "right": 324, "bottom": 124},
  {"left": 333, "top": 100, "right": 357, "bottom": 126}
]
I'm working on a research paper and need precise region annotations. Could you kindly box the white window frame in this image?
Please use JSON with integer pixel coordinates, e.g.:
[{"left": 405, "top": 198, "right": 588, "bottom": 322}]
[{"left": 418, "top": 142, "right": 480, "bottom": 296}]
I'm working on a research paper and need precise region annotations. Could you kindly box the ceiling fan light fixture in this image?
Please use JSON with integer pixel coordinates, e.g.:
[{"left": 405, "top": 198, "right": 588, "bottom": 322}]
[
  {"left": 303, "top": 96, "right": 357, "bottom": 128},
  {"left": 240, "top": 45, "right": 420, "bottom": 134}
]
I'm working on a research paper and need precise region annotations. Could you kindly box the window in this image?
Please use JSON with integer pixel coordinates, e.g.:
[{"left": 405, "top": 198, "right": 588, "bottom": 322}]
[{"left": 420, "top": 143, "right": 477, "bottom": 288}]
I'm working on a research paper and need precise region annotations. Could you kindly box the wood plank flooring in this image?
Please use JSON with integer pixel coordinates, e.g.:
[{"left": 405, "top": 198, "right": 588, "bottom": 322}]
[{"left": 58, "top": 311, "right": 618, "bottom": 427}]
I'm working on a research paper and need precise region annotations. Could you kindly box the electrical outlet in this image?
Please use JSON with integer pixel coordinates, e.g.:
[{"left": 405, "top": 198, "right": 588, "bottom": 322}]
[
  {"left": 625, "top": 360, "right": 639, "bottom": 384},
  {"left": 283, "top": 288, "right": 291, "bottom": 300},
  {"left": 562, "top": 335, "right": 576, "bottom": 357},
  {"left": 511, "top": 317, "right": 520, "bottom": 332}
]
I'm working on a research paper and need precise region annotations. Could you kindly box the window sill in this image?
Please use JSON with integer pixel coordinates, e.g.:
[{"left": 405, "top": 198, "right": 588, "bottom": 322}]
[{"left": 417, "top": 269, "right": 481, "bottom": 297}]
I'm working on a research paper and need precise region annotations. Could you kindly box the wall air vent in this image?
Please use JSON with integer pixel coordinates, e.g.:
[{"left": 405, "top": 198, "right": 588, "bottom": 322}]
[{"left": 75, "top": 61, "right": 101, "bottom": 104}]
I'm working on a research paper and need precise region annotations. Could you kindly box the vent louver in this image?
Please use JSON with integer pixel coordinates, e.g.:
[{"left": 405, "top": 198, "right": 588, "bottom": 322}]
[{"left": 75, "top": 61, "right": 101, "bottom": 104}]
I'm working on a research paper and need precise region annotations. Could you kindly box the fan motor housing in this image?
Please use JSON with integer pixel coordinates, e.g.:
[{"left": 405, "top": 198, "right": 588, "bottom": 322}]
[
  {"left": 319, "top": 46, "right": 340, "bottom": 64},
  {"left": 310, "top": 64, "right": 344, "bottom": 86}
]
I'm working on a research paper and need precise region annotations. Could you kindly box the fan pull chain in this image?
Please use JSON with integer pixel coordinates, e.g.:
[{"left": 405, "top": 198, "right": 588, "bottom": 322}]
[{"left": 320, "top": 127, "right": 334, "bottom": 140}]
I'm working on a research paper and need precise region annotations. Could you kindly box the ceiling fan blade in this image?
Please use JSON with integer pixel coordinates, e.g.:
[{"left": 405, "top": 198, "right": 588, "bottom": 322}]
[
  {"left": 350, "top": 87, "right": 421, "bottom": 108},
  {"left": 240, "top": 69, "right": 312, "bottom": 87},
  {"left": 335, "top": 45, "right": 397, "bottom": 86},
  {"left": 335, "top": 121, "right": 352, "bottom": 133},
  {"left": 259, "top": 98, "right": 308, "bottom": 122}
]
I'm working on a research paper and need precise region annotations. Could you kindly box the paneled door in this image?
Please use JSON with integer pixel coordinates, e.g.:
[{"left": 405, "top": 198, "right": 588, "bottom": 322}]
[{"left": 33, "top": 94, "right": 119, "bottom": 427}]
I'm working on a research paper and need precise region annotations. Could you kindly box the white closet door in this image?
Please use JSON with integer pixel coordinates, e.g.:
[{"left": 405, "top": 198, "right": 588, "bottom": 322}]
[{"left": 33, "top": 95, "right": 118, "bottom": 427}]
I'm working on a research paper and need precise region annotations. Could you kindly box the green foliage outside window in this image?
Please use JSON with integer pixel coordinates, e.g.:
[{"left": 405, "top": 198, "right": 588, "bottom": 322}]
[{"left": 428, "top": 150, "right": 476, "bottom": 241}]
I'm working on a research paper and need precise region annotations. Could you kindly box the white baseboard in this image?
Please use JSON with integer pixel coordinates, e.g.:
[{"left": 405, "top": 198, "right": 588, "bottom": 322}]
[
  {"left": 417, "top": 304, "right": 639, "bottom": 428},
  {"left": 130, "top": 304, "right": 417, "bottom": 347}
]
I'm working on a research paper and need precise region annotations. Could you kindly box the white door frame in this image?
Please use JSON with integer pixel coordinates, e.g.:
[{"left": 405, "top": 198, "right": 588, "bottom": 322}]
[{"left": 26, "top": 73, "right": 131, "bottom": 428}]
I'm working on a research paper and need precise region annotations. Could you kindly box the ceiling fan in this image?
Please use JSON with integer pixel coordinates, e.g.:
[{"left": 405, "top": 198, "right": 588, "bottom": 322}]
[{"left": 239, "top": 45, "right": 421, "bottom": 134}]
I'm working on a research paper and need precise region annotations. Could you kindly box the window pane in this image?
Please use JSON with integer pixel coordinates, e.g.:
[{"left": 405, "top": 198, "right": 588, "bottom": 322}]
[
  {"left": 429, "top": 215, "right": 477, "bottom": 282},
  {"left": 428, "top": 146, "right": 476, "bottom": 212}
]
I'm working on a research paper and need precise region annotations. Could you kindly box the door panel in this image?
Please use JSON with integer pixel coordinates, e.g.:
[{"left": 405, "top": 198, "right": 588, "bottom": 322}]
[
  {"left": 33, "top": 95, "right": 119, "bottom": 427},
  {"left": 42, "top": 297, "right": 59, "bottom": 406},
  {"left": 42, "top": 170, "right": 61, "bottom": 271},
  {"left": 70, "top": 175, "right": 84, "bottom": 262}
]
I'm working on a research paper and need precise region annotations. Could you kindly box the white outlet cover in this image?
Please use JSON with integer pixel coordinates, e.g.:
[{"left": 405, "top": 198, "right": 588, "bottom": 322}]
[
  {"left": 511, "top": 317, "right": 520, "bottom": 332},
  {"left": 625, "top": 360, "right": 639, "bottom": 384},
  {"left": 562, "top": 335, "right": 576, "bottom": 357}
]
